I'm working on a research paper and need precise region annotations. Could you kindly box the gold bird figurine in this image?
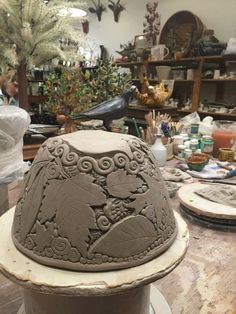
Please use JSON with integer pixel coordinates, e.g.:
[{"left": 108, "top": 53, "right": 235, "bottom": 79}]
[{"left": 134, "top": 77, "right": 172, "bottom": 107}]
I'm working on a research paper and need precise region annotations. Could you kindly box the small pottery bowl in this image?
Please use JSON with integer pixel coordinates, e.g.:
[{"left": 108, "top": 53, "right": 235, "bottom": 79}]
[
  {"left": 187, "top": 161, "right": 207, "bottom": 171},
  {"left": 187, "top": 152, "right": 209, "bottom": 171},
  {"left": 191, "top": 152, "right": 210, "bottom": 162}
]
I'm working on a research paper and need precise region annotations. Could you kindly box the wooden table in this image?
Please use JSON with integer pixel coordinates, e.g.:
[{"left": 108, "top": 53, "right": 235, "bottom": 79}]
[{"left": 23, "top": 134, "right": 47, "bottom": 160}]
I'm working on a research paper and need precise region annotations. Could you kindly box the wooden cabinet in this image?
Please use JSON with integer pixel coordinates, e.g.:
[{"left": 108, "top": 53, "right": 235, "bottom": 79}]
[
  {"left": 28, "top": 79, "right": 47, "bottom": 106},
  {"left": 118, "top": 55, "right": 236, "bottom": 121}
]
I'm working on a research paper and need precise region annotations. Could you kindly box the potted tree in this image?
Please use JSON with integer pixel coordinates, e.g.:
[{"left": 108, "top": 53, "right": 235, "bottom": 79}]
[
  {"left": 44, "top": 58, "right": 132, "bottom": 133},
  {"left": 0, "top": 0, "right": 86, "bottom": 110},
  {"left": 44, "top": 68, "right": 93, "bottom": 133}
]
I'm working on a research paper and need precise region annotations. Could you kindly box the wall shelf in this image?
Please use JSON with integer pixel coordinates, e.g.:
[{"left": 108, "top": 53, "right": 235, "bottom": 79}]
[
  {"left": 178, "top": 109, "right": 236, "bottom": 120},
  {"left": 202, "top": 79, "right": 236, "bottom": 83},
  {"left": 28, "top": 95, "right": 47, "bottom": 103},
  {"left": 198, "top": 110, "right": 236, "bottom": 117},
  {"left": 118, "top": 55, "right": 236, "bottom": 121}
]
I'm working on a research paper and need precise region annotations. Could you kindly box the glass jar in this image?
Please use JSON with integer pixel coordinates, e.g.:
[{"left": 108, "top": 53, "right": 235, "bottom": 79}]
[
  {"left": 172, "top": 135, "right": 184, "bottom": 155},
  {"left": 212, "top": 120, "right": 236, "bottom": 157},
  {"left": 190, "top": 123, "right": 199, "bottom": 135},
  {"left": 189, "top": 139, "right": 199, "bottom": 152},
  {"left": 184, "top": 148, "right": 192, "bottom": 160},
  {"left": 200, "top": 135, "right": 214, "bottom": 154},
  {"left": 179, "top": 133, "right": 189, "bottom": 142},
  {"left": 178, "top": 144, "right": 186, "bottom": 158}
]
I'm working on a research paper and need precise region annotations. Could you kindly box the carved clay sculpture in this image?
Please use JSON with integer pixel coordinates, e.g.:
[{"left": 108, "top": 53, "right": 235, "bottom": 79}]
[
  {"left": 195, "top": 185, "right": 236, "bottom": 208},
  {"left": 73, "top": 88, "right": 136, "bottom": 130},
  {"left": 12, "top": 130, "right": 177, "bottom": 271},
  {"left": 160, "top": 167, "right": 193, "bottom": 183}
]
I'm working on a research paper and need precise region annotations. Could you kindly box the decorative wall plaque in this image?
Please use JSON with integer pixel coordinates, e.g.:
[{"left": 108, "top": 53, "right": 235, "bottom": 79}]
[{"left": 12, "top": 131, "right": 177, "bottom": 271}]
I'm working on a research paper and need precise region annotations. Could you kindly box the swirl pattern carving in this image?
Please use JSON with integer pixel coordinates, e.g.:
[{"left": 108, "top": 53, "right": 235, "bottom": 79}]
[
  {"left": 51, "top": 237, "right": 71, "bottom": 255},
  {"left": 114, "top": 153, "right": 129, "bottom": 168},
  {"left": 97, "top": 215, "right": 111, "bottom": 231},
  {"left": 46, "top": 162, "right": 60, "bottom": 179},
  {"left": 12, "top": 131, "right": 177, "bottom": 271}
]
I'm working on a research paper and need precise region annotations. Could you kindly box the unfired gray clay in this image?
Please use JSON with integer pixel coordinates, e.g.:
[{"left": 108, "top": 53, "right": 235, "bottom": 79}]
[
  {"left": 165, "top": 181, "right": 179, "bottom": 198},
  {"left": 160, "top": 167, "right": 193, "bottom": 183},
  {"left": 195, "top": 185, "right": 236, "bottom": 208},
  {"left": 12, "top": 130, "right": 177, "bottom": 271}
]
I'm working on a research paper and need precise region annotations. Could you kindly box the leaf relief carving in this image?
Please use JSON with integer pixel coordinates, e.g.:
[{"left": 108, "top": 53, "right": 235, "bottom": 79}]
[
  {"left": 39, "top": 173, "right": 106, "bottom": 257},
  {"left": 127, "top": 172, "right": 169, "bottom": 224},
  {"left": 18, "top": 157, "right": 51, "bottom": 201},
  {"left": 30, "top": 221, "right": 54, "bottom": 251},
  {"left": 106, "top": 169, "right": 143, "bottom": 199},
  {"left": 20, "top": 168, "right": 46, "bottom": 242},
  {"left": 89, "top": 215, "right": 157, "bottom": 258}
]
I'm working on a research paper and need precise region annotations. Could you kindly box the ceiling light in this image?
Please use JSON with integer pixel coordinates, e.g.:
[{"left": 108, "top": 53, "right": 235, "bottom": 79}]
[{"left": 58, "top": 7, "right": 87, "bottom": 18}]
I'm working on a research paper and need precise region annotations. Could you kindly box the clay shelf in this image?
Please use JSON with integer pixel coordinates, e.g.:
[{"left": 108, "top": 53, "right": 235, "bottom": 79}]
[
  {"left": 202, "top": 79, "right": 236, "bottom": 83},
  {"left": 197, "top": 111, "right": 236, "bottom": 117},
  {"left": 177, "top": 109, "right": 194, "bottom": 113},
  {"left": 132, "top": 78, "right": 194, "bottom": 83},
  {"left": 117, "top": 55, "right": 236, "bottom": 67},
  {"left": 178, "top": 109, "right": 236, "bottom": 117}
]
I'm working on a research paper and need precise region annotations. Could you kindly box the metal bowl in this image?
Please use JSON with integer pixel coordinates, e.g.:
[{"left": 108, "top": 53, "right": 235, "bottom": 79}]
[{"left": 27, "top": 124, "right": 60, "bottom": 135}]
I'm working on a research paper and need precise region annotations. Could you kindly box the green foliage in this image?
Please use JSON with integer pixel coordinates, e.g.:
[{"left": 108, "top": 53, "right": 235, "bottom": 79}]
[
  {"left": 45, "top": 59, "right": 132, "bottom": 117},
  {"left": 44, "top": 68, "right": 93, "bottom": 117},
  {"left": 90, "top": 58, "right": 132, "bottom": 104}
]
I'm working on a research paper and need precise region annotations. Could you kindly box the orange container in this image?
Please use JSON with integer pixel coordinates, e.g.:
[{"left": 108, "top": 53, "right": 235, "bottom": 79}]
[{"left": 212, "top": 120, "right": 236, "bottom": 157}]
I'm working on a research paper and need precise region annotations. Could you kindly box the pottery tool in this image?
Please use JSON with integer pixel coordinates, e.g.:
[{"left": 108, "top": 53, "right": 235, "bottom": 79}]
[
  {"left": 152, "top": 109, "right": 156, "bottom": 122},
  {"left": 199, "top": 179, "right": 236, "bottom": 186},
  {"left": 155, "top": 112, "right": 171, "bottom": 126},
  {"left": 139, "top": 126, "right": 145, "bottom": 141},
  {"left": 214, "top": 160, "right": 235, "bottom": 170},
  {"left": 145, "top": 111, "right": 155, "bottom": 129},
  {"left": 132, "top": 117, "right": 141, "bottom": 138}
]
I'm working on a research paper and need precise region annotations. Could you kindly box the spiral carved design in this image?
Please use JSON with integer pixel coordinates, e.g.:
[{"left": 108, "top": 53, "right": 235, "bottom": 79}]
[
  {"left": 25, "top": 236, "right": 35, "bottom": 250},
  {"left": 125, "top": 160, "right": 140, "bottom": 174},
  {"left": 61, "top": 151, "right": 79, "bottom": 166},
  {"left": 133, "top": 150, "right": 145, "bottom": 163},
  {"left": 114, "top": 153, "right": 129, "bottom": 168},
  {"left": 77, "top": 156, "right": 115, "bottom": 175},
  {"left": 128, "top": 140, "right": 145, "bottom": 158},
  {"left": 77, "top": 156, "right": 94, "bottom": 173},
  {"left": 46, "top": 162, "right": 60, "bottom": 179},
  {"left": 97, "top": 215, "right": 111, "bottom": 231},
  {"left": 97, "top": 157, "right": 115, "bottom": 174},
  {"left": 54, "top": 144, "right": 70, "bottom": 158},
  {"left": 51, "top": 237, "right": 71, "bottom": 255},
  {"left": 46, "top": 138, "right": 63, "bottom": 151}
]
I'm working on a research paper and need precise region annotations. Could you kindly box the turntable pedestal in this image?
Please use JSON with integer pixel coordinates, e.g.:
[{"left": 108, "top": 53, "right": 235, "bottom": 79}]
[{"left": 0, "top": 208, "right": 188, "bottom": 314}]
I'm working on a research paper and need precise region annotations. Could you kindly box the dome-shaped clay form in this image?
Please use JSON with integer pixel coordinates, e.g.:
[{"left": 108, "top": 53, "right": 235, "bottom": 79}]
[{"left": 12, "top": 131, "right": 177, "bottom": 271}]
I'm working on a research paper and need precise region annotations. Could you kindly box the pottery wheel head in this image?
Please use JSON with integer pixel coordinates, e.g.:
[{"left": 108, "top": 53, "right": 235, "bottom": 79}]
[{"left": 12, "top": 130, "right": 177, "bottom": 271}]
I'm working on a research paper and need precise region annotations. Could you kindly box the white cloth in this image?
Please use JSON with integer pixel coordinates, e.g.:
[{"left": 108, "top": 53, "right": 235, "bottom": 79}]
[{"left": 0, "top": 106, "right": 31, "bottom": 183}]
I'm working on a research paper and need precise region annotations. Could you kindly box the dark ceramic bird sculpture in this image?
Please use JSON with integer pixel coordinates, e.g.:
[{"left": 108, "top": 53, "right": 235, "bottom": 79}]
[{"left": 73, "top": 87, "right": 136, "bottom": 130}]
